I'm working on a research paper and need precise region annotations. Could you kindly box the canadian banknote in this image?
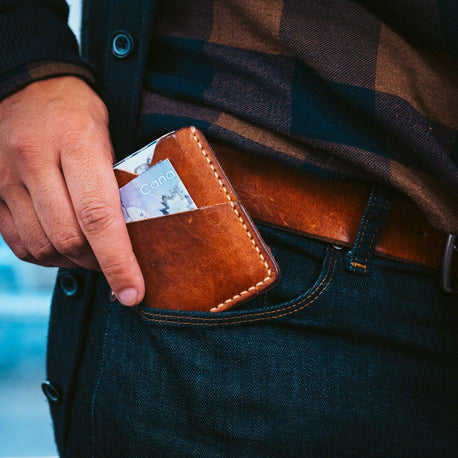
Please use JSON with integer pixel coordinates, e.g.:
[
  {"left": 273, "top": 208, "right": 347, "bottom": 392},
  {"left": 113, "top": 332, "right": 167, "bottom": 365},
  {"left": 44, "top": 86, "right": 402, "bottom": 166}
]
[
  {"left": 119, "top": 159, "right": 197, "bottom": 222},
  {"left": 113, "top": 131, "right": 175, "bottom": 174},
  {"left": 113, "top": 140, "right": 157, "bottom": 175}
]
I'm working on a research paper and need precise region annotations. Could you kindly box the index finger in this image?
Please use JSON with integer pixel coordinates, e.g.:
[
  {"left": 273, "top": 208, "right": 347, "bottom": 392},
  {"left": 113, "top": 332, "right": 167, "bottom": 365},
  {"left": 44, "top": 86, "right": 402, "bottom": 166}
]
[{"left": 61, "top": 130, "right": 145, "bottom": 306}]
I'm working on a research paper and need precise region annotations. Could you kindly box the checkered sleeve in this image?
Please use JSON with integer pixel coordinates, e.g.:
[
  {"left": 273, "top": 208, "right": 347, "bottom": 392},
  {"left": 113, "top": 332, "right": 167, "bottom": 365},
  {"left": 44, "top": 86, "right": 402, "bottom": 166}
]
[
  {"left": 0, "top": 60, "right": 95, "bottom": 101},
  {"left": 0, "top": 1, "right": 95, "bottom": 101}
]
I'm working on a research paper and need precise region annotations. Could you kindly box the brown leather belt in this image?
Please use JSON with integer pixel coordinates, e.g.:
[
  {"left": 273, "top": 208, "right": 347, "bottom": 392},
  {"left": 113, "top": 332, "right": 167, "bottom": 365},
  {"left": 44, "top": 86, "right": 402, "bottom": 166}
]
[{"left": 214, "top": 144, "right": 457, "bottom": 278}]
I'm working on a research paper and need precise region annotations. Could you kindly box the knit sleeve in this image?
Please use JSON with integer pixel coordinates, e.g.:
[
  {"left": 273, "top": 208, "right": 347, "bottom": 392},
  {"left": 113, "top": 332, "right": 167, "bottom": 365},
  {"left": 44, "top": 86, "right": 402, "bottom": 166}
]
[{"left": 0, "top": 1, "right": 95, "bottom": 100}]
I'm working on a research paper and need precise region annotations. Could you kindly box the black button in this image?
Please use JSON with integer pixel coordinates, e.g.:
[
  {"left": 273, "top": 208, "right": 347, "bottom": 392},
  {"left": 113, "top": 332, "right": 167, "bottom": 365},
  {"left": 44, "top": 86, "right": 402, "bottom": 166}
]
[
  {"left": 59, "top": 272, "right": 78, "bottom": 297},
  {"left": 42, "top": 381, "right": 62, "bottom": 404},
  {"left": 111, "top": 31, "right": 134, "bottom": 58}
]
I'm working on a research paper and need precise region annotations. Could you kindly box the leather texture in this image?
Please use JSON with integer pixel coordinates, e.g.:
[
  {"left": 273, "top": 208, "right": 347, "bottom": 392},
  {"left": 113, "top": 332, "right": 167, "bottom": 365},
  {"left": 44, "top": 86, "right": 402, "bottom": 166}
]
[
  {"left": 214, "top": 144, "right": 455, "bottom": 274},
  {"left": 115, "top": 127, "right": 280, "bottom": 312}
]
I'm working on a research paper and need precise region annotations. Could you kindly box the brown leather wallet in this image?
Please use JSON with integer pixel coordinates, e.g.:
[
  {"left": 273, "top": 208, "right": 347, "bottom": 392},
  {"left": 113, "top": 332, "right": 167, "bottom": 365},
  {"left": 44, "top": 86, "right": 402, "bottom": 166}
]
[{"left": 114, "top": 127, "right": 280, "bottom": 312}]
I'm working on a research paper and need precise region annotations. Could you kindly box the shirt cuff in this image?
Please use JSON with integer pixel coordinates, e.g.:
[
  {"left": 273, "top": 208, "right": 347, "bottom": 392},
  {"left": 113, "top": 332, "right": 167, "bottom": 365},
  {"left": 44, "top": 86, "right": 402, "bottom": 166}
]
[{"left": 0, "top": 60, "right": 96, "bottom": 101}]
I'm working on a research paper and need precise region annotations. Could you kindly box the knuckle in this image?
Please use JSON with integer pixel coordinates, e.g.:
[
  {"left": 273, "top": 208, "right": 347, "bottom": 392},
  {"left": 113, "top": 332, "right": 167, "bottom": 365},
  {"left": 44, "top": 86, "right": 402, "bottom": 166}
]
[
  {"left": 53, "top": 232, "right": 87, "bottom": 258},
  {"left": 55, "top": 119, "right": 92, "bottom": 149},
  {"left": 61, "top": 116, "right": 94, "bottom": 137},
  {"left": 8, "top": 127, "right": 38, "bottom": 156},
  {"left": 59, "top": 117, "right": 112, "bottom": 161},
  {"left": 59, "top": 111, "right": 101, "bottom": 141},
  {"left": 8, "top": 128, "right": 32, "bottom": 152},
  {"left": 87, "top": 96, "right": 109, "bottom": 122},
  {"left": 78, "top": 199, "right": 114, "bottom": 233},
  {"left": 31, "top": 240, "right": 56, "bottom": 263},
  {"left": 102, "top": 255, "right": 129, "bottom": 280},
  {"left": 7, "top": 129, "right": 42, "bottom": 175}
]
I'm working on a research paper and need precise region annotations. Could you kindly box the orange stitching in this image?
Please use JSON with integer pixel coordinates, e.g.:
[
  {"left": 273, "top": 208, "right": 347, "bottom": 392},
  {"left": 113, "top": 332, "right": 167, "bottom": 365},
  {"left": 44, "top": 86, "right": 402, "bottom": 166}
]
[
  {"left": 136, "top": 254, "right": 336, "bottom": 325},
  {"left": 189, "top": 127, "right": 272, "bottom": 310},
  {"left": 350, "top": 261, "right": 367, "bottom": 270},
  {"left": 135, "top": 250, "right": 338, "bottom": 325},
  {"left": 137, "top": 251, "right": 334, "bottom": 320}
]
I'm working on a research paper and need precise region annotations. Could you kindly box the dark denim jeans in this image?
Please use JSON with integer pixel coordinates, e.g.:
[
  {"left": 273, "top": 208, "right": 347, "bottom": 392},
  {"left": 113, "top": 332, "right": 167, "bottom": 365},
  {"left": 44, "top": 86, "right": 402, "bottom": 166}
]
[{"left": 46, "top": 192, "right": 458, "bottom": 457}]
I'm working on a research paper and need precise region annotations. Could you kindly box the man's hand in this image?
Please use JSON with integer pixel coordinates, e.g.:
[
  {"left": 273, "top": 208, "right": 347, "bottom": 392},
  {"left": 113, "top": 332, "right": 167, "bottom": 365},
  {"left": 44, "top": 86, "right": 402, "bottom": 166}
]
[{"left": 0, "top": 76, "right": 145, "bottom": 306}]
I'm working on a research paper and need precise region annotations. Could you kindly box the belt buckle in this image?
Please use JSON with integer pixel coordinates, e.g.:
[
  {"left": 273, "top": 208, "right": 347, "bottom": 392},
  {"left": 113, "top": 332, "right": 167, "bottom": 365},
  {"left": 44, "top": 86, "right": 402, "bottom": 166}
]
[{"left": 441, "top": 234, "right": 457, "bottom": 293}]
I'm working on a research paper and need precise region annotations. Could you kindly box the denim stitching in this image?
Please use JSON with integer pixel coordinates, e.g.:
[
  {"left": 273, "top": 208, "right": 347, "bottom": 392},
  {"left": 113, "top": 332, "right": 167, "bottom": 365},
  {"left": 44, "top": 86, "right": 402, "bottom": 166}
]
[
  {"left": 137, "top": 249, "right": 335, "bottom": 320},
  {"left": 136, "top": 254, "right": 336, "bottom": 326},
  {"left": 134, "top": 249, "right": 338, "bottom": 326}
]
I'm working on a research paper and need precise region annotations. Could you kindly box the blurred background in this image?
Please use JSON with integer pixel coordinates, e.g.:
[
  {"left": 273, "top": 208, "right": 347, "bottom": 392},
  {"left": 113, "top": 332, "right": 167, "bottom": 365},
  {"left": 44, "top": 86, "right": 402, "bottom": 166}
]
[
  {"left": 0, "top": 2, "right": 81, "bottom": 456},
  {"left": 0, "top": 240, "right": 58, "bottom": 456}
]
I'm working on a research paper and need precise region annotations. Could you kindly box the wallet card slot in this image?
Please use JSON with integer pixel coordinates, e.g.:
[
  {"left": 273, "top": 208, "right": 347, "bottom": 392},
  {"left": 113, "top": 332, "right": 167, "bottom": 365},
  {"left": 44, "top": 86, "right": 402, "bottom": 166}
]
[
  {"left": 127, "top": 201, "right": 278, "bottom": 312},
  {"left": 148, "top": 127, "right": 239, "bottom": 208},
  {"left": 115, "top": 127, "right": 241, "bottom": 211},
  {"left": 123, "top": 201, "right": 225, "bottom": 224}
]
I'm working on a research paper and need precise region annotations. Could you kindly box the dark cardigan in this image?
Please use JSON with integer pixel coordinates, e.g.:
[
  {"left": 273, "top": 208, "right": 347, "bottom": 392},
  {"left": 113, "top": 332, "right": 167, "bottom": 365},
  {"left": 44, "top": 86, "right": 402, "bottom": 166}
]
[{"left": 0, "top": 0, "right": 158, "bottom": 158}]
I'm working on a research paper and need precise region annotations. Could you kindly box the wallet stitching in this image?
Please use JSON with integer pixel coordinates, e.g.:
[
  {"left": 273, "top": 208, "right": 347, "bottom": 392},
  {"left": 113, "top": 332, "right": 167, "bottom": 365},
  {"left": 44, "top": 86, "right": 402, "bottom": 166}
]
[
  {"left": 190, "top": 127, "right": 273, "bottom": 312},
  {"left": 135, "top": 249, "right": 337, "bottom": 325}
]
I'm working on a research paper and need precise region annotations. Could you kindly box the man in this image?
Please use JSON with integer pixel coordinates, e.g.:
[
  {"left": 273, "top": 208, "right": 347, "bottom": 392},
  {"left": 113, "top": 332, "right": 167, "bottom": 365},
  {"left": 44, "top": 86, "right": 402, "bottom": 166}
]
[{"left": 1, "top": 1, "right": 457, "bottom": 456}]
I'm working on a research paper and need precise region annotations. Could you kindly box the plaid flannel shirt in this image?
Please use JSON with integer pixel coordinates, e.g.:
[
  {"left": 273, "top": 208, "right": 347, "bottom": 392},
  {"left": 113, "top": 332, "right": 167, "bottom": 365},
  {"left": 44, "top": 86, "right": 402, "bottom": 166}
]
[{"left": 139, "top": 0, "right": 458, "bottom": 234}]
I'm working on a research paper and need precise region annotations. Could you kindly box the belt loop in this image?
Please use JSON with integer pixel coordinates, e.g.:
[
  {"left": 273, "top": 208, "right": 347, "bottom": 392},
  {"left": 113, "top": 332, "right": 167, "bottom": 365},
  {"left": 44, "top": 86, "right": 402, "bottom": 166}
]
[{"left": 345, "top": 186, "right": 391, "bottom": 275}]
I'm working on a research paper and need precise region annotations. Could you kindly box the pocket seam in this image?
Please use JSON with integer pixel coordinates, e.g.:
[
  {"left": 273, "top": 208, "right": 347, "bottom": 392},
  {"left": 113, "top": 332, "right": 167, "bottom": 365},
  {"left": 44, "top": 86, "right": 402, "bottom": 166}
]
[{"left": 134, "top": 248, "right": 338, "bottom": 326}]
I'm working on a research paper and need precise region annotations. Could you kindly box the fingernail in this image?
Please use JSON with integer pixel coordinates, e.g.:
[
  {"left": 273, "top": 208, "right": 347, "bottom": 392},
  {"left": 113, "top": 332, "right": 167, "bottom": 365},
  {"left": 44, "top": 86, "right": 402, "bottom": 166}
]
[{"left": 117, "top": 288, "right": 138, "bottom": 306}]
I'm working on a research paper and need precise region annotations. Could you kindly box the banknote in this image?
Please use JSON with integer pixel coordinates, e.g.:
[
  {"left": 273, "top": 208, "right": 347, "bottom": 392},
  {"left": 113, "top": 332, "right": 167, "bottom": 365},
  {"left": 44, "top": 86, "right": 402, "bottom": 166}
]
[
  {"left": 113, "top": 140, "right": 157, "bottom": 175},
  {"left": 114, "top": 131, "right": 177, "bottom": 174},
  {"left": 119, "top": 159, "right": 197, "bottom": 222}
]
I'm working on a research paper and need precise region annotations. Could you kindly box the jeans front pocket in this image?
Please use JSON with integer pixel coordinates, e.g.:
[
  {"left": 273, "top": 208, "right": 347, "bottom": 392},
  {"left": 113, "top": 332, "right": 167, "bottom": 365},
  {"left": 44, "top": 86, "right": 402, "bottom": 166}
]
[
  {"left": 134, "top": 224, "right": 340, "bottom": 326},
  {"left": 87, "top": 241, "right": 343, "bottom": 456}
]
